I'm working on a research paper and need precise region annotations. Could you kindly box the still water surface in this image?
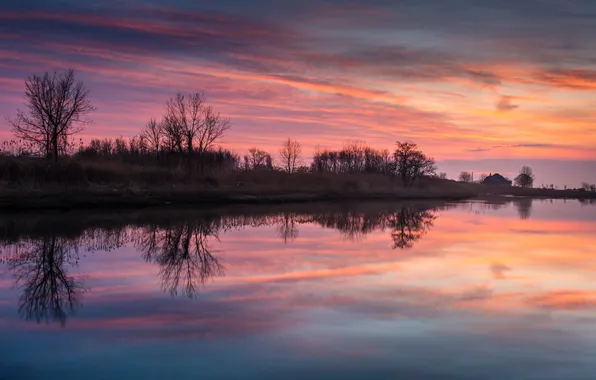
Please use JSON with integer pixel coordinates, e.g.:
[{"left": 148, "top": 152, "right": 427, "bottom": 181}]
[{"left": 1, "top": 199, "right": 595, "bottom": 379}]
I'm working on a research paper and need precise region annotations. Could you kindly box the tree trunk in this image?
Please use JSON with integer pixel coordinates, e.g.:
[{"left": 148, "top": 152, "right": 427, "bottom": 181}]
[{"left": 52, "top": 133, "right": 59, "bottom": 163}]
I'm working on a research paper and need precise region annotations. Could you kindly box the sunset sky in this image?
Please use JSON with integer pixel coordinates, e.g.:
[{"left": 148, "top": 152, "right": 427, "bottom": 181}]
[{"left": 1, "top": 0, "right": 595, "bottom": 186}]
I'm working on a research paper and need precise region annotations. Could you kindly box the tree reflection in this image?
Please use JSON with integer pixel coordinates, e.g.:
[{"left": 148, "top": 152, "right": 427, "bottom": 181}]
[
  {"left": 0, "top": 203, "right": 445, "bottom": 323},
  {"left": 277, "top": 212, "right": 299, "bottom": 243},
  {"left": 513, "top": 198, "right": 533, "bottom": 220},
  {"left": 579, "top": 198, "right": 596, "bottom": 205},
  {"left": 307, "top": 206, "right": 437, "bottom": 248},
  {"left": 388, "top": 208, "right": 436, "bottom": 249},
  {"left": 135, "top": 220, "right": 225, "bottom": 298},
  {"left": 0, "top": 236, "right": 83, "bottom": 326}
]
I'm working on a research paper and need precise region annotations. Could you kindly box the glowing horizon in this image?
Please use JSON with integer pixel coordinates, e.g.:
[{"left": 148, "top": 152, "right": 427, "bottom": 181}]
[{"left": 1, "top": 1, "right": 595, "bottom": 185}]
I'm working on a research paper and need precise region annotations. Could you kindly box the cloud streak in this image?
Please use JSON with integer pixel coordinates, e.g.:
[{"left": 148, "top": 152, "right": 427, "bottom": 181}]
[{"left": 0, "top": 0, "right": 595, "bottom": 176}]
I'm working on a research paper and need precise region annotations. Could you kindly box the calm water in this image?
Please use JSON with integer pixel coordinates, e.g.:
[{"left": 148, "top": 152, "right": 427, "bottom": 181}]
[{"left": 1, "top": 199, "right": 595, "bottom": 379}]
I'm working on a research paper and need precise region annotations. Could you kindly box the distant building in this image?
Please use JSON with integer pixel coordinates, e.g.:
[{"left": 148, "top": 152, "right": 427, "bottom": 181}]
[{"left": 482, "top": 173, "right": 512, "bottom": 186}]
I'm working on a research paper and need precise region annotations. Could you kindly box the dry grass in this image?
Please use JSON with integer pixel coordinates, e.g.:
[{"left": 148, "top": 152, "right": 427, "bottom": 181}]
[
  {"left": 0, "top": 158, "right": 479, "bottom": 210},
  {"left": 6, "top": 156, "right": 592, "bottom": 211},
  {"left": 0, "top": 157, "right": 471, "bottom": 194}
]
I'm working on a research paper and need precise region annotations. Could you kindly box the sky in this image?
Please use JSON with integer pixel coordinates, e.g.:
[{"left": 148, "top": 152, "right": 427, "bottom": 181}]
[{"left": 0, "top": 0, "right": 595, "bottom": 186}]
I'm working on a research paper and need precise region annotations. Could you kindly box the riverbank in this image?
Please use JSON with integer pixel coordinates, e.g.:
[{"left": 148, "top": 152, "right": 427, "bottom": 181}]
[
  {"left": 1, "top": 159, "right": 594, "bottom": 210},
  {"left": 1, "top": 185, "right": 594, "bottom": 211},
  {"left": 0, "top": 185, "right": 476, "bottom": 211}
]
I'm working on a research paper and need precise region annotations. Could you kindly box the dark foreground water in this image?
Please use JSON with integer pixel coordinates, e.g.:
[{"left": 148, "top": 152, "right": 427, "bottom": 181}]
[{"left": 1, "top": 199, "right": 595, "bottom": 379}]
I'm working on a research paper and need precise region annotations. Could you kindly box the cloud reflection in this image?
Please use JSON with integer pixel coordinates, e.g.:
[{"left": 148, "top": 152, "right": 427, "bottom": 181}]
[{"left": 0, "top": 203, "right": 443, "bottom": 325}]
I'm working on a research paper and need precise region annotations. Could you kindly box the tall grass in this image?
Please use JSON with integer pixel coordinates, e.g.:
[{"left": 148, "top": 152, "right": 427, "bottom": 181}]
[{"left": 0, "top": 155, "right": 476, "bottom": 199}]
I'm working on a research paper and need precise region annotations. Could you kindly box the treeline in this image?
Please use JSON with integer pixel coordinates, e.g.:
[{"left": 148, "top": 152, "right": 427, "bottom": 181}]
[
  {"left": 77, "top": 137, "right": 238, "bottom": 174},
  {"left": 311, "top": 142, "right": 394, "bottom": 175},
  {"left": 2, "top": 68, "right": 445, "bottom": 188}
]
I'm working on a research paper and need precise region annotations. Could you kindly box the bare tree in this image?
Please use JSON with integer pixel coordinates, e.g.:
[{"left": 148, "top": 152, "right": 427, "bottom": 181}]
[
  {"left": 458, "top": 171, "right": 473, "bottom": 183},
  {"left": 141, "top": 118, "right": 163, "bottom": 156},
  {"left": 393, "top": 141, "right": 436, "bottom": 187},
  {"left": 198, "top": 106, "right": 231, "bottom": 154},
  {"left": 343, "top": 140, "right": 366, "bottom": 173},
  {"left": 163, "top": 93, "right": 205, "bottom": 155},
  {"left": 437, "top": 172, "right": 448, "bottom": 179},
  {"left": 162, "top": 93, "right": 231, "bottom": 155},
  {"left": 7, "top": 69, "right": 95, "bottom": 161},
  {"left": 248, "top": 147, "right": 270, "bottom": 169},
  {"left": 279, "top": 138, "right": 302, "bottom": 173},
  {"left": 514, "top": 166, "right": 535, "bottom": 188}
]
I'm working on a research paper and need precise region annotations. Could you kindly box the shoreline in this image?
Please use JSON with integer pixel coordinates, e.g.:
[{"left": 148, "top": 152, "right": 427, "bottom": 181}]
[
  {"left": 0, "top": 186, "right": 594, "bottom": 211},
  {"left": 0, "top": 187, "right": 475, "bottom": 211}
]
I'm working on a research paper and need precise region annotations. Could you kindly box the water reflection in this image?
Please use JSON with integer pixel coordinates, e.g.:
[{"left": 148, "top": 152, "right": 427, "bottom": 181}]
[
  {"left": 513, "top": 198, "right": 533, "bottom": 220},
  {"left": 1, "top": 236, "right": 84, "bottom": 326},
  {"left": 388, "top": 208, "right": 436, "bottom": 249},
  {"left": 0, "top": 204, "right": 444, "bottom": 325},
  {"left": 2, "top": 200, "right": 596, "bottom": 379},
  {"left": 136, "top": 221, "right": 225, "bottom": 298},
  {"left": 579, "top": 198, "right": 596, "bottom": 205},
  {"left": 277, "top": 212, "right": 299, "bottom": 243}
]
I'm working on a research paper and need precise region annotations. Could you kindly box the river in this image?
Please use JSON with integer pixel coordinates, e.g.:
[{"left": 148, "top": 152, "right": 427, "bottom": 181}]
[{"left": 1, "top": 199, "right": 595, "bottom": 379}]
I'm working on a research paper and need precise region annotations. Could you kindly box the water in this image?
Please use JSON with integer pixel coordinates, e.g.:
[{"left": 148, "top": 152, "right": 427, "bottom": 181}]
[{"left": 1, "top": 199, "right": 595, "bottom": 379}]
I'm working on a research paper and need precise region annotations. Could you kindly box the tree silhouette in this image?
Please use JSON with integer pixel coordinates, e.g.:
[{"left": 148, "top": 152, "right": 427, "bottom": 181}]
[
  {"left": 141, "top": 118, "right": 164, "bottom": 158},
  {"left": 514, "top": 166, "right": 535, "bottom": 188},
  {"left": 161, "top": 92, "right": 231, "bottom": 173},
  {"left": 459, "top": 171, "right": 473, "bottom": 183},
  {"left": 7, "top": 69, "right": 95, "bottom": 161},
  {"left": 247, "top": 147, "right": 272, "bottom": 170},
  {"left": 279, "top": 138, "right": 302, "bottom": 173},
  {"left": 394, "top": 141, "right": 436, "bottom": 187}
]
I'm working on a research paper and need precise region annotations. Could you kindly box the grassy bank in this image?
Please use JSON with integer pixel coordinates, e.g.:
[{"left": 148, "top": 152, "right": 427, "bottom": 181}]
[
  {"left": 0, "top": 184, "right": 476, "bottom": 211},
  {"left": 0, "top": 158, "right": 475, "bottom": 210},
  {"left": 462, "top": 181, "right": 596, "bottom": 200},
  {"left": 0, "top": 157, "right": 593, "bottom": 211}
]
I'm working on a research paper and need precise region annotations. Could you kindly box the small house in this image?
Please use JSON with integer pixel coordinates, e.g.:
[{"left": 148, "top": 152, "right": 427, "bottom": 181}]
[{"left": 482, "top": 173, "right": 512, "bottom": 186}]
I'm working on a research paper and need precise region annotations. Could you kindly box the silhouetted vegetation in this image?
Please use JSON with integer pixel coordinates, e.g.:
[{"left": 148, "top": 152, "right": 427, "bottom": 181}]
[
  {"left": 7, "top": 69, "right": 94, "bottom": 162},
  {"left": 311, "top": 141, "right": 394, "bottom": 175},
  {"left": 1, "top": 69, "right": 592, "bottom": 208},
  {"left": 244, "top": 147, "right": 273, "bottom": 171},
  {"left": 279, "top": 138, "right": 302, "bottom": 173},
  {"left": 458, "top": 171, "right": 473, "bottom": 183},
  {"left": 393, "top": 141, "right": 437, "bottom": 187},
  {"left": 514, "top": 166, "right": 535, "bottom": 188}
]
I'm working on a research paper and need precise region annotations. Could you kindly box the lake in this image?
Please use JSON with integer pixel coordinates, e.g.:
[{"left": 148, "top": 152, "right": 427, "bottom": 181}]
[{"left": 1, "top": 199, "right": 595, "bottom": 379}]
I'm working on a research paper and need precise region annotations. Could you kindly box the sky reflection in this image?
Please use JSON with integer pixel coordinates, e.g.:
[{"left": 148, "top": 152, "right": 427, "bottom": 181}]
[{"left": 1, "top": 200, "right": 596, "bottom": 379}]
